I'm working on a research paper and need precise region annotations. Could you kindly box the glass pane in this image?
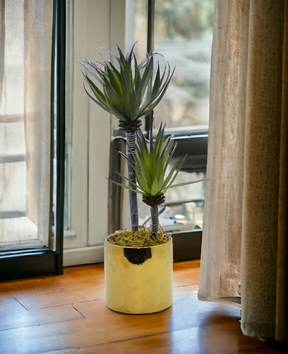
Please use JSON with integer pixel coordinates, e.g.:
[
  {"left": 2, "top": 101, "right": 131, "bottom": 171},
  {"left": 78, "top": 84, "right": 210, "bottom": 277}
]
[
  {"left": 0, "top": 1, "right": 53, "bottom": 247},
  {"left": 125, "top": 0, "right": 147, "bottom": 58},
  {"left": 152, "top": 0, "right": 214, "bottom": 229},
  {"left": 153, "top": 0, "right": 214, "bottom": 128},
  {"left": 125, "top": 0, "right": 214, "bottom": 127},
  {"left": 124, "top": 0, "right": 214, "bottom": 231}
]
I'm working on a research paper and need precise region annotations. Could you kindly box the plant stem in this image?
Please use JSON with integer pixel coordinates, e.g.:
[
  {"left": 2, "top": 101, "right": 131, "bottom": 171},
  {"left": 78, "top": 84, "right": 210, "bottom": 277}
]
[
  {"left": 141, "top": 206, "right": 166, "bottom": 228},
  {"left": 151, "top": 206, "right": 158, "bottom": 237},
  {"left": 126, "top": 131, "right": 139, "bottom": 233}
]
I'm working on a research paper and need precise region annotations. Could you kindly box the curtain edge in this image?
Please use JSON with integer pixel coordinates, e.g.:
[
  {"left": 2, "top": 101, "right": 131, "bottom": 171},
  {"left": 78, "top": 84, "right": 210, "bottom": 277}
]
[{"left": 197, "top": 293, "right": 241, "bottom": 307}]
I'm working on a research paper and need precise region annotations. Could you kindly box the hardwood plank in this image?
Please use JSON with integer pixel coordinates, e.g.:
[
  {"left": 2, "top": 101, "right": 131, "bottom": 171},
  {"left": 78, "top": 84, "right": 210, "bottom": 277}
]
[
  {"left": 72, "top": 299, "right": 114, "bottom": 318},
  {"left": 0, "top": 311, "right": 171, "bottom": 353},
  {"left": 0, "top": 292, "right": 14, "bottom": 300},
  {"left": 72, "top": 284, "right": 199, "bottom": 319},
  {"left": 168, "top": 297, "right": 240, "bottom": 331},
  {"left": 123, "top": 324, "right": 267, "bottom": 354},
  {"left": 173, "top": 259, "right": 200, "bottom": 270},
  {"left": 43, "top": 321, "right": 269, "bottom": 354},
  {"left": 0, "top": 297, "right": 241, "bottom": 354},
  {"left": 0, "top": 264, "right": 104, "bottom": 297},
  {"left": 236, "top": 347, "right": 285, "bottom": 353},
  {"left": 46, "top": 343, "right": 128, "bottom": 354},
  {"left": 173, "top": 260, "right": 200, "bottom": 286},
  {"left": 15, "top": 286, "right": 104, "bottom": 310},
  {"left": 6, "top": 261, "right": 197, "bottom": 311},
  {"left": 173, "top": 284, "right": 199, "bottom": 298},
  {"left": 0, "top": 261, "right": 282, "bottom": 354},
  {"left": 0, "top": 304, "right": 83, "bottom": 331},
  {"left": 0, "top": 298, "right": 28, "bottom": 314}
]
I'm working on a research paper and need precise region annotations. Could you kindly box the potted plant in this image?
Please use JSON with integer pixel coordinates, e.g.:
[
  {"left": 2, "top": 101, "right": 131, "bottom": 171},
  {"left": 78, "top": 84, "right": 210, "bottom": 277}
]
[
  {"left": 81, "top": 44, "right": 202, "bottom": 314},
  {"left": 81, "top": 43, "right": 173, "bottom": 233}
]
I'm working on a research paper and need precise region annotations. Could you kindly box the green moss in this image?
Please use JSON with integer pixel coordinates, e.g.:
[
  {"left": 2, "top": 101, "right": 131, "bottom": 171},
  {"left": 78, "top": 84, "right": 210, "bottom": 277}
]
[{"left": 107, "top": 226, "right": 169, "bottom": 247}]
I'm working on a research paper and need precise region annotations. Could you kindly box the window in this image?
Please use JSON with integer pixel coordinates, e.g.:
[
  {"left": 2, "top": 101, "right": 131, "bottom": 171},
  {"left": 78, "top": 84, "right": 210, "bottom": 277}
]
[
  {"left": 124, "top": 0, "right": 213, "bottom": 235},
  {"left": 0, "top": 0, "right": 66, "bottom": 279},
  {"left": 57, "top": 0, "right": 214, "bottom": 266}
]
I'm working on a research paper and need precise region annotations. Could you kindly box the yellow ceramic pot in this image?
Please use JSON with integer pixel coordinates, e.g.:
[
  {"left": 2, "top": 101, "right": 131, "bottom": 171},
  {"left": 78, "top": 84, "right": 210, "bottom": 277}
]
[{"left": 104, "top": 235, "right": 173, "bottom": 314}]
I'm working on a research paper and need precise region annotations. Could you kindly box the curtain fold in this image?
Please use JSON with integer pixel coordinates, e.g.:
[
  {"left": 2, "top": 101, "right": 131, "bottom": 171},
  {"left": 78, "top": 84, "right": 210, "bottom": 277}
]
[
  {"left": 0, "top": 0, "right": 53, "bottom": 245},
  {"left": 199, "top": 0, "right": 287, "bottom": 342},
  {"left": 0, "top": 0, "right": 5, "bottom": 105},
  {"left": 240, "top": 0, "right": 287, "bottom": 341},
  {"left": 198, "top": 0, "right": 250, "bottom": 304},
  {"left": 24, "top": 0, "right": 53, "bottom": 243}
]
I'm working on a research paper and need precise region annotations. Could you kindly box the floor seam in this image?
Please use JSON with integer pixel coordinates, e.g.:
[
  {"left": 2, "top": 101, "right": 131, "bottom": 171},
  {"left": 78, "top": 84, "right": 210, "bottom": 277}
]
[
  {"left": 72, "top": 304, "right": 85, "bottom": 318},
  {"left": 0, "top": 314, "right": 90, "bottom": 332},
  {"left": 10, "top": 288, "right": 96, "bottom": 298},
  {"left": 39, "top": 298, "right": 102, "bottom": 309},
  {"left": 13, "top": 297, "right": 29, "bottom": 311}
]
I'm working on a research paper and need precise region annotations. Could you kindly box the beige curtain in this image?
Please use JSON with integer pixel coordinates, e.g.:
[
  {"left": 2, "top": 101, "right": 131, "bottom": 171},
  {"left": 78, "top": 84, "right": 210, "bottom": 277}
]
[
  {"left": 199, "top": 0, "right": 287, "bottom": 342},
  {"left": 0, "top": 0, "right": 53, "bottom": 245}
]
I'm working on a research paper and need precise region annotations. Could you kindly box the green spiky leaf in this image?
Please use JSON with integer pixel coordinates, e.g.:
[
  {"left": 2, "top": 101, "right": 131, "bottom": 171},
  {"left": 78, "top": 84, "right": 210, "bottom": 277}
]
[
  {"left": 108, "top": 121, "right": 205, "bottom": 201},
  {"left": 80, "top": 43, "right": 175, "bottom": 130}
]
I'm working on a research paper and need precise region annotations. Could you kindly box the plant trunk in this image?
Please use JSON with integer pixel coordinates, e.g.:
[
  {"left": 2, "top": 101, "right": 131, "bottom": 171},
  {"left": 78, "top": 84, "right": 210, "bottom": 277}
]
[
  {"left": 151, "top": 206, "right": 158, "bottom": 237},
  {"left": 126, "top": 131, "right": 139, "bottom": 233}
]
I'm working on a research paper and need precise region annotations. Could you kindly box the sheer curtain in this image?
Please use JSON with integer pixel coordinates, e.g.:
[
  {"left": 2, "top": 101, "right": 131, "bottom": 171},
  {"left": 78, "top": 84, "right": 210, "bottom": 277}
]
[
  {"left": 199, "top": 0, "right": 287, "bottom": 342},
  {"left": 0, "top": 1, "right": 53, "bottom": 246}
]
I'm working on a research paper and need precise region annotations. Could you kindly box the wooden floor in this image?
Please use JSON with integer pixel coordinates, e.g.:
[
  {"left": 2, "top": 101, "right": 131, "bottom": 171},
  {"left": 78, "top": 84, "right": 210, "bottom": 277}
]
[{"left": 0, "top": 261, "right": 284, "bottom": 354}]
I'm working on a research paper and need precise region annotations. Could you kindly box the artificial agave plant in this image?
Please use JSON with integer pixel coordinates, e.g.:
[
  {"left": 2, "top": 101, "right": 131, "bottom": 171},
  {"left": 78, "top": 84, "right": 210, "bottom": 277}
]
[
  {"left": 109, "top": 121, "right": 204, "bottom": 237},
  {"left": 81, "top": 43, "right": 174, "bottom": 233}
]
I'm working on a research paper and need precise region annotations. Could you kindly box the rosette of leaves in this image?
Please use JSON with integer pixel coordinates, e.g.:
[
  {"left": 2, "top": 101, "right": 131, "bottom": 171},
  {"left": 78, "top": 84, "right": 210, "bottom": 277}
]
[
  {"left": 80, "top": 43, "right": 174, "bottom": 233},
  {"left": 108, "top": 122, "right": 204, "bottom": 237}
]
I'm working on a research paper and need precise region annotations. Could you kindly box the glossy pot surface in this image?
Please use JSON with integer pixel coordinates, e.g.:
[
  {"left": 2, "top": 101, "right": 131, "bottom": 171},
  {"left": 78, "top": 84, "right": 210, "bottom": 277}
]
[{"left": 104, "top": 235, "right": 173, "bottom": 314}]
